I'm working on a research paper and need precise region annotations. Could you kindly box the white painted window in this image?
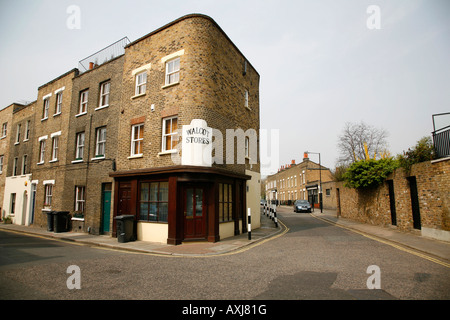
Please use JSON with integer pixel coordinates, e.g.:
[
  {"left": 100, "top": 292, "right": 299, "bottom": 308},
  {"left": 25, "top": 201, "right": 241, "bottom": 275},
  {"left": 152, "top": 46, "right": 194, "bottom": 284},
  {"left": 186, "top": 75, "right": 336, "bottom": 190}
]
[
  {"left": 76, "top": 132, "right": 85, "bottom": 160},
  {"left": 131, "top": 124, "right": 144, "bottom": 156},
  {"left": 55, "top": 91, "right": 63, "bottom": 114},
  {"left": 165, "top": 57, "right": 180, "bottom": 85},
  {"left": 95, "top": 127, "right": 106, "bottom": 157},
  {"left": 1, "top": 123, "right": 7, "bottom": 137},
  {"left": 42, "top": 98, "right": 50, "bottom": 119},
  {"left": 44, "top": 184, "right": 53, "bottom": 206},
  {"left": 75, "top": 186, "right": 85, "bottom": 212},
  {"left": 39, "top": 140, "right": 46, "bottom": 163},
  {"left": 135, "top": 72, "right": 147, "bottom": 95},
  {"left": 51, "top": 136, "right": 59, "bottom": 161},
  {"left": 78, "top": 90, "right": 88, "bottom": 115},
  {"left": 99, "top": 81, "right": 110, "bottom": 108},
  {"left": 15, "top": 124, "right": 21, "bottom": 144},
  {"left": 162, "top": 116, "right": 178, "bottom": 152}
]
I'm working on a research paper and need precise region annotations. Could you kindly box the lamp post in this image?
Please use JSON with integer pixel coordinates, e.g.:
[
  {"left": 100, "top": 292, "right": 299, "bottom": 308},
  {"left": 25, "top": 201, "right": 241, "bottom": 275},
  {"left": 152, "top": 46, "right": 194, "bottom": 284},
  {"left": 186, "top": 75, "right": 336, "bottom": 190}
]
[{"left": 305, "top": 151, "right": 322, "bottom": 213}]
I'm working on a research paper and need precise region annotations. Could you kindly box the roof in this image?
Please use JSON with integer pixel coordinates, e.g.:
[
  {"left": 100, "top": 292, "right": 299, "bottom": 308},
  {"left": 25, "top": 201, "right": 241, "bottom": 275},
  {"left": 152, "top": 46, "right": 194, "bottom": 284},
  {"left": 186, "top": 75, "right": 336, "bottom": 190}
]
[{"left": 126, "top": 13, "right": 259, "bottom": 77}]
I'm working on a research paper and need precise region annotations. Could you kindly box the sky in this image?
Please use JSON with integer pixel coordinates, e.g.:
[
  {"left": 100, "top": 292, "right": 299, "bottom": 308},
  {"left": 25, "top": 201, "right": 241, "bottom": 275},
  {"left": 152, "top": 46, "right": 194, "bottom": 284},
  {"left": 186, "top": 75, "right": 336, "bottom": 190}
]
[{"left": 1, "top": 0, "right": 449, "bottom": 176}]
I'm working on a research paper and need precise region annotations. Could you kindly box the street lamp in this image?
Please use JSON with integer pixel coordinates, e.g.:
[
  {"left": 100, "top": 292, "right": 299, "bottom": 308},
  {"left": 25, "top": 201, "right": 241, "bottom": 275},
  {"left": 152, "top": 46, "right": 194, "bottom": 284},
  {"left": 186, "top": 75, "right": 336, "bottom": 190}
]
[{"left": 305, "top": 151, "right": 323, "bottom": 213}]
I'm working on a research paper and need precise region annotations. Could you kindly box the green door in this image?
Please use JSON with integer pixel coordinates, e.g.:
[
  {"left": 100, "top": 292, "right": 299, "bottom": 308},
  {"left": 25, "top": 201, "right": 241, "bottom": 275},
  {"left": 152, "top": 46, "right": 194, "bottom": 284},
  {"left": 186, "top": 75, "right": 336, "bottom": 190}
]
[{"left": 102, "top": 183, "right": 112, "bottom": 233}]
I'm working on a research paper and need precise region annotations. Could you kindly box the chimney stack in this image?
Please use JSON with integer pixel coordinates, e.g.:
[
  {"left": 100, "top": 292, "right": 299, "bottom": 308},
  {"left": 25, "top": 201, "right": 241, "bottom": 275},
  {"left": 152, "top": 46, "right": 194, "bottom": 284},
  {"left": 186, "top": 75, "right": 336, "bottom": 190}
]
[
  {"left": 89, "top": 62, "right": 94, "bottom": 70},
  {"left": 303, "top": 152, "right": 309, "bottom": 161}
]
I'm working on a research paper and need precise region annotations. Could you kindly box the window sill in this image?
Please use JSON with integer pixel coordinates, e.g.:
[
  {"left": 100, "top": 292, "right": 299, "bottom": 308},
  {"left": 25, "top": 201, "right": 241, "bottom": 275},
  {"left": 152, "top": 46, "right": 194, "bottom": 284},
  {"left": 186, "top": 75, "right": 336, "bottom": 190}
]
[
  {"left": 245, "top": 106, "right": 252, "bottom": 111},
  {"left": 75, "top": 112, "right": 87, "bottom": 118},
  {"left": 131, "top": 93, "right": 146, "bottom": 100},
  {"left": 71, "top": 159, "right": 84, "bottom": 164},
  {"left": 49, "top": 159, "right": 58, "bottom": 163},
  {"left": 158, "top": 150, "right": 177, "bottom": 156},
  {"left": 161, "top": 82, "right": 179, "bottom": 89},
  {"left": 37, "top": 161, "right": 44, "bottom": 165},
  {"left": 14, "top": 142, "right": 19, "bottom": 145},
  {"left": 42, "top": 208, "right": 52, "bottom": 212},
  {"left": 95, "top": 105, "right": 109, "bottom": 111},
  {"left": 53, "top": 112, "right": 61, "bottom": 117},
  {"left": 128, "top": 154, "right": 143, "bottom": 159},
  {"left": 41, "top": 117, "right": 48, "bottom": 122},
  {"left": 91, "top": 156, "right": 105, "bottom": 161}
]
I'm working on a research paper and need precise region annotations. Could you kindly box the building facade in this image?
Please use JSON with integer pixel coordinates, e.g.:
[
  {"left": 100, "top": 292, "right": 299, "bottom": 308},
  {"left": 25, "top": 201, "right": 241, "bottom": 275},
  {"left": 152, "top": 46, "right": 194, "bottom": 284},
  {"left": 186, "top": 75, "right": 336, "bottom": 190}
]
[
  {"left": 1, "top": 14, "right": 260, "bottom": 245},
  {"left": 265, "top": 155, "right": 334, "bottom": 208}
]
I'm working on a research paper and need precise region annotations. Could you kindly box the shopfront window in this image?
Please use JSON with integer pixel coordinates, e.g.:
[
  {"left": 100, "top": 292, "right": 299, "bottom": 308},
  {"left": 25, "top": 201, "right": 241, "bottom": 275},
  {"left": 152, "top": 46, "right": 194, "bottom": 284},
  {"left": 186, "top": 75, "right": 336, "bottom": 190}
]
[{"left": 139, "top": 181, "right": 168, "bottom": 222}]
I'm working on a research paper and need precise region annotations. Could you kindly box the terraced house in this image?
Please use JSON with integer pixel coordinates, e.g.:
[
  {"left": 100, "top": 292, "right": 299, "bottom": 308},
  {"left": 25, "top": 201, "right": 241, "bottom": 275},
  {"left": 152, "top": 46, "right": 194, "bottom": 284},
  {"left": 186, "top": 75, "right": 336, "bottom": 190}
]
[{"left": 1, "top": 14, "right": 261, "bottom": 245}]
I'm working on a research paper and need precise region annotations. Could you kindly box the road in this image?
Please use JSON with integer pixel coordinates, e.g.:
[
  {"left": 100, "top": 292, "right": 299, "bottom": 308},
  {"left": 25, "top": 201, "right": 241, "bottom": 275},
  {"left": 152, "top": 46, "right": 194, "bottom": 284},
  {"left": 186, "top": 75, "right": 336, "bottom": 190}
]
[{"left": 0, "top": 206, "right": 449, "bottom": 302}]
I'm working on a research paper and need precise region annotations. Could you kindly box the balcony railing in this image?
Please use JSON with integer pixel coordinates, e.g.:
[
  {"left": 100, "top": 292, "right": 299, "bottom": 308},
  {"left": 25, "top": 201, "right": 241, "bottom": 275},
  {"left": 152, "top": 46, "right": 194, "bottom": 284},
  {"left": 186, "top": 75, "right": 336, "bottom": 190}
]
[
  {"left": 78, "top": 37, "right": 130, "bottom": 74},
  {"left": 432, "top": 112, "right": 450, "bottom": 159}
]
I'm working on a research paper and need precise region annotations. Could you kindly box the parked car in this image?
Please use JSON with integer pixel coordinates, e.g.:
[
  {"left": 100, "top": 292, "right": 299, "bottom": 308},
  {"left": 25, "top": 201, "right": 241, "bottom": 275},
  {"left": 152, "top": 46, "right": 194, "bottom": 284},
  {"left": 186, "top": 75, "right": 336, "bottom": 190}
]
[
  {"left": 260, "top": 199, "right": 267, "bottom": 206},
  {"left": 293, "top": 200, "right": 311, "bottom": 213}
]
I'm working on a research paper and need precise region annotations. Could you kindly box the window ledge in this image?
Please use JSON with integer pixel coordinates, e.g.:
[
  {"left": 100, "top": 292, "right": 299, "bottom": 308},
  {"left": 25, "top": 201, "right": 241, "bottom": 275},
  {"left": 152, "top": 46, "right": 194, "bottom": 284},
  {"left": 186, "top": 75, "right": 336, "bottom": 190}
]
[
  {"left": 41, "top": 117, "right": 48, "bottom": 122},
  {"left": 95, "top": 105, "right": 109, "bottom": 111},
  {"left": 158, "top": 150, "right": 177, "bottom": 156},
  {"left": 75, "top": 112, "right": 87, "bottom": 118},
  {"left": 37, "top": 161, "right": 44, "bottom": 165},
  {"left": 128, "top": 154, "right": 143, "bottom": 159},
  {"left": 91, "top": 156, "right": 105, "bottom": 161},
  {"left": 71, "top": 159, "right": 84, "bottom": 164},
  {"left": 131, "top": 93, "right": 146, "bottom": 100},
  {"left": 245, "top": 106, "right": 252, "bottom": 111},
  {"left": 14, "top": 142, "right": 19, "bottom": 145},
  {"left": 53, "top": 112, "right": 61, "bottom": 117},
  {"left": 161, "top": 82, "right": 179, "bottom": 89},
  {"left": 49, "top": 159, "right": 58, "bottom": 163}
]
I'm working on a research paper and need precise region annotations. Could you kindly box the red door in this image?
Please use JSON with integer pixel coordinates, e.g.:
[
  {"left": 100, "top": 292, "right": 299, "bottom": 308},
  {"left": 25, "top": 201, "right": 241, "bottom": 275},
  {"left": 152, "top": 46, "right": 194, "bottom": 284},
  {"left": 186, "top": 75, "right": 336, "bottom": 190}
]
[{"left": 183, "top": 187, "right": 206, "bottom": 239}]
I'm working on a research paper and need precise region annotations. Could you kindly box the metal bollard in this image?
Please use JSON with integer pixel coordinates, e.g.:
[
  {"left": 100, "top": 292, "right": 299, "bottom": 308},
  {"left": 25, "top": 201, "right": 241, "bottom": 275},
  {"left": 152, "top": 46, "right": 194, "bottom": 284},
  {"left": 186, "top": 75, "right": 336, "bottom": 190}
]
[
  {"left": 273, "top": 207, "right": 278, "bottom": 228},
  {"left": 248, "top": 208, "right": 251, "bottom": 240}
]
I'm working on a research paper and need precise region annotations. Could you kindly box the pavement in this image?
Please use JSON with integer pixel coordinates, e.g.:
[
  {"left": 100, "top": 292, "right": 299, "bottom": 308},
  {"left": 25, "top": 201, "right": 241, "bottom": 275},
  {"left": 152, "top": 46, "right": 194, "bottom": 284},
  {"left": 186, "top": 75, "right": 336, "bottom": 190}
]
[{"left": 0, "top": 206, "right": 449, "bottom": 262}]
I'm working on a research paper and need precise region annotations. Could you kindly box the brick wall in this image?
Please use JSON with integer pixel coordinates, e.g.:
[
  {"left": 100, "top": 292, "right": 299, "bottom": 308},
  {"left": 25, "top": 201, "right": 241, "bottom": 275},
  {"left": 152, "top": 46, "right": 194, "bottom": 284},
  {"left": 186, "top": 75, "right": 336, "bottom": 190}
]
[{"left": 336, "top": 158, "right": 450, "bottom": 241}]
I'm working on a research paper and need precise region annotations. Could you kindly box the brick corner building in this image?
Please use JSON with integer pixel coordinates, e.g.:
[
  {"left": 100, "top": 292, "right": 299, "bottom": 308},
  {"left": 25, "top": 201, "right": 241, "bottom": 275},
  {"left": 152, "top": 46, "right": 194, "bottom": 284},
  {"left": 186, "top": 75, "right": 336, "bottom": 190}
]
[{"left": 2, "top": 14, "right": 260, "bottom": 245}]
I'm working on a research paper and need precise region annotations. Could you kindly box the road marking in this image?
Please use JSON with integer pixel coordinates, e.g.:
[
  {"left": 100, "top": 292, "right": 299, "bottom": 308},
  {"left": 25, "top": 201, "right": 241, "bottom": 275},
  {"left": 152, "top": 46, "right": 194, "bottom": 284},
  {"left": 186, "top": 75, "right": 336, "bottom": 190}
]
[{"left": 311, "top": 214, "right": 450, "bottom": 269}]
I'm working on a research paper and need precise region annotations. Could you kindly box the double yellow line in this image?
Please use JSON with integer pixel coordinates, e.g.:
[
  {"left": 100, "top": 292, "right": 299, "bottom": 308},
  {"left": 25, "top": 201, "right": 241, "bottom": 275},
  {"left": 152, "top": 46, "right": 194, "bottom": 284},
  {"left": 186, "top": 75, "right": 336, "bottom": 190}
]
[{"left": 312, "top": 214, "right": 450, "bottom": 269}]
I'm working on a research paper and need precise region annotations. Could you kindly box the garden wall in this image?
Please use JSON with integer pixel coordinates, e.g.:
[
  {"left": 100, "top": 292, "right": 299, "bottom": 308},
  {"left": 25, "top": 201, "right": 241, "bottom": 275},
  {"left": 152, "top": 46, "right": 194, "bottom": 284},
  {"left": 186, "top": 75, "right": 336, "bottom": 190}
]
[{"left": 336, "top": 157, "right": 450, "bottom": 242}]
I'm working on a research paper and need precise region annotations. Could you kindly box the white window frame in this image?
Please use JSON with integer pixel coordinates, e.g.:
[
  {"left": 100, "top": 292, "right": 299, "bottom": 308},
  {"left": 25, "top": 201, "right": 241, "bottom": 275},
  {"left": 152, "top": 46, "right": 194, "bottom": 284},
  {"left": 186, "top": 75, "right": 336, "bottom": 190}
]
[
  {"left": 98, "top": 81, "right": 110, "bottom": 109},
  {"left": 15, "top": 123, "right": 21, "bottom": 144},
  {"left": 75, "top": 186, "right": 85, "bottom": 212},
  {"left": 51, "top": 136, "right": 59, "bottom": 161},
  {"left": 161, "top": 116, "right": 178, "bottom": 152},
  {"left": 24, "top": 120, "right": 30, "bottom": 141},
  {"left": 135, "top": 72, "right": 147, "bottom": 96},
  {"left": 165, "top": 57, "right": 180, "bottom": 86},
  {"left": 55, "top": 91, "right": 63, "bottom": 115},
  {"left": 42, "top": 98, "right": 50, "bottom": 120},
  {"left": 131, "top": 124, "right": 144, "bottom": 157},
  {"left": 95, "top": 127, "right": 106, "bottom": 158},
  {"left": 78, "top": 90, "right": 88, "bottom": 116},
  {"left": 75, "top": 132, "right": 85, "bottom": 161},
  {"left": 244, "top": 90, "right": 249, "bottom": 109},
  {"left": 22, "top": 154, "right": 27, "bottom": 175},
  {"left": 245, "top": 136, "right": 250, "bottom": 158},
  {"left": 1, "top": 123, "right": 7, "bottom": 138},
  {"left": 38, "top": 139, "right": 46, "bottom": 164},
  {"left": 44, "top": 184, "right": 53, "bottom": 206}
]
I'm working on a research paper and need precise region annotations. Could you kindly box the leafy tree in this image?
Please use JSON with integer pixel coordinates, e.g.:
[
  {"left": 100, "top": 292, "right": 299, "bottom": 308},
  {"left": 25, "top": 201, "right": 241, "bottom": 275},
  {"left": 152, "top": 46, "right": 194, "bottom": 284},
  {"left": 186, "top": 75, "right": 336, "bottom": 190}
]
[
  {"left": 343, "top": 158, "right": 398, "bottom": 189},
  {"left": 397, "top": 136, "right": 435, "bottom": 173}
]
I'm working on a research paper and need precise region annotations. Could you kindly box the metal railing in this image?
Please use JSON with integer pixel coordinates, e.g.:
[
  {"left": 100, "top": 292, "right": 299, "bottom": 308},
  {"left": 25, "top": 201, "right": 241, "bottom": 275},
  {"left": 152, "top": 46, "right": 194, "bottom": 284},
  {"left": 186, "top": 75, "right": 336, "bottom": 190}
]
[
  {"left": 78, "top": 37, "right": 130, "bottom": 73},
  {"left": 432, "top": 112, "right": 450, "bottom": 159}
]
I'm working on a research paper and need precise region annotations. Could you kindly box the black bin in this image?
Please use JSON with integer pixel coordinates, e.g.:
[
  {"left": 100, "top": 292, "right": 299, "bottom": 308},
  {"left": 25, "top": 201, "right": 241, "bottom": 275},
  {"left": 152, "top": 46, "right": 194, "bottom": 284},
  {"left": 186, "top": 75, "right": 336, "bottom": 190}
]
[
  {"left": 43, "top": 211, "right": 54, "bottom": 231},
  {"left": 53, "top": 211, "right": 70, "bottom": 233},
  {"left": 114, "top": 215, "right": 135, "bottom": 243}
]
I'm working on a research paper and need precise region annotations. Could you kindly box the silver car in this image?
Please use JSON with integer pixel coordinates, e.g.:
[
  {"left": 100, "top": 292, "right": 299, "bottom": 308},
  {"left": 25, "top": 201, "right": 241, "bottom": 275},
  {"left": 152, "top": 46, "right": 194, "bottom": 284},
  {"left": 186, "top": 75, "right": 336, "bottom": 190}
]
[{"left": 293, "top": 200, "right": 311, "bottom": 213}]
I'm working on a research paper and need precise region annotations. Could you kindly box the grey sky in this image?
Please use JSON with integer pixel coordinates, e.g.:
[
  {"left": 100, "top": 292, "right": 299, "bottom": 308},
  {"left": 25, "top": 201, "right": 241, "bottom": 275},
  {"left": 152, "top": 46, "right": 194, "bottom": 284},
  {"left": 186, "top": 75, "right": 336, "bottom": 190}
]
[{"left": 1, "top": 0, "right": 449, "bottom": 176}]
